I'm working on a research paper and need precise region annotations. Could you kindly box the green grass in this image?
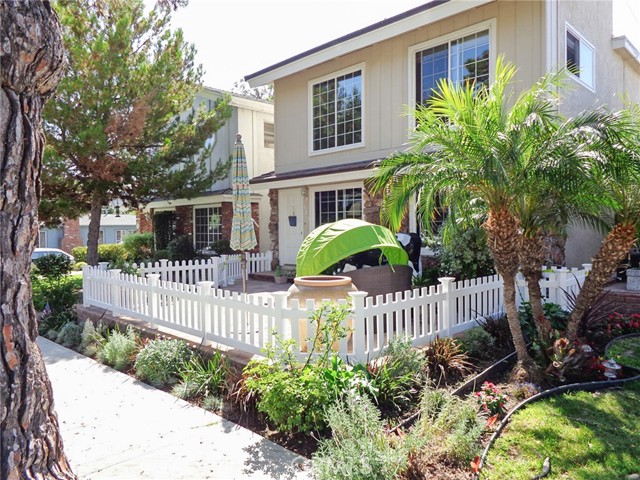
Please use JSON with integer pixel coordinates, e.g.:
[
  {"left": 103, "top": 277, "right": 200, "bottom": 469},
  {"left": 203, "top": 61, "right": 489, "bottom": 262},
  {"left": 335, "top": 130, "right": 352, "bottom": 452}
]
[
  {"left": 482, "top": 381, "right": 640, "bottom": 479},
  {"left": 607, "top": 336, "right": 640, "bottom": 370}
]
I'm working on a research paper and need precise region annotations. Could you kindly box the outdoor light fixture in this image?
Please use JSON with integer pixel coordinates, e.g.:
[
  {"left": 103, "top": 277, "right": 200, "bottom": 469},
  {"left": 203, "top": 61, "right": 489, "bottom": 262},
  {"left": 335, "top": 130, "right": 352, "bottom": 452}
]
[{"left": 602, "top": 359, "right": 622, "bottom": 380}]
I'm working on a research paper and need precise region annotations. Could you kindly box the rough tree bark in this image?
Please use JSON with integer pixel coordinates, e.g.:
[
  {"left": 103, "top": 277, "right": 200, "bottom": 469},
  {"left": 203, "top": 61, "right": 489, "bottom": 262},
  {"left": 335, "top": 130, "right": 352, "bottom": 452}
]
[
  {"left": 0, "top": 2, "right": 75, "bottom": 479},
  {"left": 520, "top": 234, "right": 552, "bottom": 342},
  {"left": 86, "top": 194, "right": 104, "bottom": 266}
]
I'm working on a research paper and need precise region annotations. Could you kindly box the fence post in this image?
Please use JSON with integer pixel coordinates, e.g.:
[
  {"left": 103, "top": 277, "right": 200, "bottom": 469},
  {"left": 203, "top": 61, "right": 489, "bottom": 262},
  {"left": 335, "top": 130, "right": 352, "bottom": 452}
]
[
  {"left": 159, "top": 259, "right": 169, "bottom": 282},
  {"left": 348, "top": 291, "right": 368, "bottom": 363},
  {"left": 555, "top": 268, "right": 569, "bottom": 310},
  {"left": 438, "top": 277, "right": 456, "bottom": 337},
  {"left": 98, "top": 261, "right": 109, "bottom": 271},
  {"left": 109, "top": 269, "right": 122, "bottom": 316},
  {"left": 82, "top": 265, "right": 91, "bottom": 307},
  {"left": 197, "top": 281, "right": 214, "bottom": 339},
  {"left": 515, "top": 271, "right": 526, "bottom": 309},
  {"left": 147, "top": 274, "right": 160, "bottom": 330},
  {"left": 271, "top": 292, "right": 289, "bottom": 350}
]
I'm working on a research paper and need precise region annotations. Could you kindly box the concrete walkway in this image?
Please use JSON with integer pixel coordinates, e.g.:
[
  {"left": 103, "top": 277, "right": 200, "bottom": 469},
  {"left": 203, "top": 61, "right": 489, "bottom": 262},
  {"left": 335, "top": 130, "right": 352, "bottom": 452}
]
[{"left": 39, "top": 338, "right": 312, "bottom": 480}]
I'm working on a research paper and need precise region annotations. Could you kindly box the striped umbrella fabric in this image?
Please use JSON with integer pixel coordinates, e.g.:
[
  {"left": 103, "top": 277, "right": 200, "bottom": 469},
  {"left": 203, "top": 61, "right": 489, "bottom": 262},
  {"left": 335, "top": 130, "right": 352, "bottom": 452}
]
[{"left": 230, "top": 133, "right": 257, "bottom": 252}]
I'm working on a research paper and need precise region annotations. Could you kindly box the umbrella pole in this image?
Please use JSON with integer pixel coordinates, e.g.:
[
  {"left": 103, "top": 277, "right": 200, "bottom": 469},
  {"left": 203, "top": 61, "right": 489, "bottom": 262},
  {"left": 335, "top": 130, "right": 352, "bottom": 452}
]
[{"left": 241, "top": 252, "right": 247, "bottom": 294}]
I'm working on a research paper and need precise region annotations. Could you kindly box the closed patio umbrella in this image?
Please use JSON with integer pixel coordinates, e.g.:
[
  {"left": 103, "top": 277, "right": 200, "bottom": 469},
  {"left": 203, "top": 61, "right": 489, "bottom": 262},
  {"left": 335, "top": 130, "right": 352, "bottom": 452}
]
[{"left": 230, "top": 133, "right": 257, "bottom": 293}]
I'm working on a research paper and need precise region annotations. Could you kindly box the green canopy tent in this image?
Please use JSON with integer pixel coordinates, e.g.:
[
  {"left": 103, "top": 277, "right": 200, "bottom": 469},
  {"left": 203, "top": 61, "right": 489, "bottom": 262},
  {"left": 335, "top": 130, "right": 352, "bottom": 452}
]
[{"left": 296, "top": 219, "right": 409, "bottom": 277}]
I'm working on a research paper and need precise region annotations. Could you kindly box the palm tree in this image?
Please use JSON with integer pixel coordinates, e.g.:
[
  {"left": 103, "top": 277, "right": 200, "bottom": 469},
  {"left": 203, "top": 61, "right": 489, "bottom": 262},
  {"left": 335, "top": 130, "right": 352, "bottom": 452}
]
[
  {"left": 369, "top": 57, "right": 578, "bottom": 379},
  {"left": 566, "top": 107, "right": 640, "bottom": 339}
]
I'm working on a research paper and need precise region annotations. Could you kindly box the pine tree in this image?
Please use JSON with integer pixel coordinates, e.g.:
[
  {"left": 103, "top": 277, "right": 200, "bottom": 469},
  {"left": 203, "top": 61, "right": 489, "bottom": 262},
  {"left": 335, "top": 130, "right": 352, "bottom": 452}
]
[{"left": 42, "top": 0, "right": 232, "bottom": 265}]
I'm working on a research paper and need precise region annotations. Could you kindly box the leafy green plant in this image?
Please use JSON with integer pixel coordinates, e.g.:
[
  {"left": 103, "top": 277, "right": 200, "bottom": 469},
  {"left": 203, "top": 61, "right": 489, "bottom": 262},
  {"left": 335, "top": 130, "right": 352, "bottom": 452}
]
[
  {"left": 421, "top": 337, "right": 473, "bottom": 385},
  {"left": 97, "top": 327, "right": 139, "bottom": 371},
  {"left": 519, "top": 301, "right": 570, "bottom": 341},
  {"left": 412, "top": 267, "right": 440, "bottom": 288},
  {"left": 368, "top": 337, "right": 427, "bottom": 415},
  {"left": 545, "top": 337, "right": 596, "bottom": 383},
  {"left": 33, "top": 254, "right": 73, "bottom": 279},
  {"left": 70, "top": 244, "right": 127, "bottom": 264},
  {"left": 460, "top": 327, "right": 496, "bottom": 360},
  {"left": 436, "top": 226, "right": 495, "bottom": 280},
  {"left": 312, "top": 392, "right": 410, "bottom": 480},
  {"left": 56, "top": 321, "right": 83, "bottom": 349},
  {"left": 176, "top": 351, "right": 231, "bottom": 400},
  {"left": 80, "top": 319, "right": 105, "bottom": 357},
  {"left": 134, "top": 338, "right": 193, "bottom": 387},
  {"left": 167, "top": 235, "right": 196, "bottom": 262},
  {"left": 476, "top": 314, "right": 514, "bottom": 354},
  {"left": 122, "top": 232, "right": 154, "bottom": 263},
  {"left": 202, "top": 394, "right": 224, "bottom": 412}
]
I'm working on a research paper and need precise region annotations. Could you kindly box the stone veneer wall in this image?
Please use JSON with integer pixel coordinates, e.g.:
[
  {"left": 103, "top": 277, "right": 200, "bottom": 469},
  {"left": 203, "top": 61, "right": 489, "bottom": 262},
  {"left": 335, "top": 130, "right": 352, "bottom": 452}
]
[
  {"left": 363, "top": 184, "right": 409, "bottom": 231},
  {"left": 268, "top": 189, "right": 279, "bottom": 268},
  {"left": 61, "top": 218, "right": 83, "bottom": 253}
]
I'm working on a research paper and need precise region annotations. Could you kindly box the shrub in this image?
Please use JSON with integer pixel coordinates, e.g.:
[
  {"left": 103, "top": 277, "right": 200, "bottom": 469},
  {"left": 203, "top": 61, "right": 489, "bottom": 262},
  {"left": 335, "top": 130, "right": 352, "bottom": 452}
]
[
  {"left": 134, "top": 338, "right": 193, "bottom": 387},
  {"left": 122, "top": 232, "right": 154, "bottom": 263},
  {"left": 421, "top": 337, "right": 473, "bottom": 385},
  {"left": 436, "top": 226, "right": 495, "bottom": 280},
  {"left": 56, "top": 321, "right": 83, "bottom": 349},
  {"left": 71, "top": 244, "right": 127, "bottom": 264},
  {"left": 519, "top": 302, "right": 570, "bottom": 341},
  {"left": 369, "top": 337, "right": 427, "bottom": 415},
  {"left": 476, "top": 314, "right": 514, "bottom": 354},
  {"left": 167, "top": 235, "right": 196, "bottom": 262},
  {"left": 73, "top": 261, "right": 88, "bottom": 271},
  {"left": 98, "top": 327, "right": 139, "bottom": 371},
  {"left": 460, "top": 327, "right": 496, "bottom": 360},
  {"left": 202, "top": 394, "right": 224, "bottom": 412},
  {"left": 417, "top": 387, "right": 484, "bottom": 465},
  {"left": 80, "top": 320, "right": 108, "bottom": 357},
  {"left": 208, "top": 239, "right": 233, "bottom": 255},
  {"left": 33, "top": 254, "right": 73, "bottom": 279},
  {"left": 313, "top": 392, "right": 410, "bottom": 480},
  {"left": 71, "top": 246, "right": 87, "bottom": 263},
  {"left": 154, "top": 249, "right": 171, "bottom": 261},
  {"left": 176, "top": 351, "right": 231, "bottom": 400}
]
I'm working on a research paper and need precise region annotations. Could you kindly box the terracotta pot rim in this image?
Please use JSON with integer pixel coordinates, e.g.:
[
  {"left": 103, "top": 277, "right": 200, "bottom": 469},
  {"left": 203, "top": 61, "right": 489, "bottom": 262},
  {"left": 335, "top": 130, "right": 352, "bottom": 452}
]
[{"left": 294, "top": 275, "right": 352, "bottom": 287}]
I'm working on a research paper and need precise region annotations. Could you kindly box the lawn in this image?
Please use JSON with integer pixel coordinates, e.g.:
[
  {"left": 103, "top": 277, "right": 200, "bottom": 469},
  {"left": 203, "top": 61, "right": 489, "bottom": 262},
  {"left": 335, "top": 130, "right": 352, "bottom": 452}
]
[
  {"left": 607, "top": 336, "right": 640, "bottom": 370},
  {"left": 482, "top": 380, "right": 640, "bottom": 479}
]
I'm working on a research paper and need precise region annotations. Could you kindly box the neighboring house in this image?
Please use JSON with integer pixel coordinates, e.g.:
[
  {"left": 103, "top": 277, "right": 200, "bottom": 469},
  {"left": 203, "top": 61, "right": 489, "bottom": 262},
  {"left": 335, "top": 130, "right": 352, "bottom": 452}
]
[
  {"left": 140, "top": 87, "right": 274, "bottom": 254},
  {"left": 245, "top": 0, "right": 640, "bottom": 267},
  {"left": 38, "top": 214, "right": 137, "bottom": 253}
]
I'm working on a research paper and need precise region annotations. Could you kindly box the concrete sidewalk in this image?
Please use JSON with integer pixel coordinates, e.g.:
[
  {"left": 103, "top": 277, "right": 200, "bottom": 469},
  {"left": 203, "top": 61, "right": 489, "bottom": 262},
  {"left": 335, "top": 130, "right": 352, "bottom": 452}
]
[{"left": 39, "top": 338, "right": 312, "bottom": 480}]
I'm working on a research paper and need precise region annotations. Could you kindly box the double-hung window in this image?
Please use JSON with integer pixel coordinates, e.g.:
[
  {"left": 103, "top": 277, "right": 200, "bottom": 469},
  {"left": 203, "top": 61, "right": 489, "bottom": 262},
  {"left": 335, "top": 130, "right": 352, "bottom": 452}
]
[
  {"left": 311, "top": 66, "right": 363, "bottom": 153},
  {"left": 412, "top": 21, "right": 493, "bottom": 107},
  {"left": 566, "top": 24, "right": 595, "bottom": 90},
  {"left": 38, "top": 229, "right": 47, "bottom": 248},
  {"left": 194, "top": 206, "right": 222, "bottom": 250},
  {"left": 314, "top": 188, "right": 362, "bottom": 227}
]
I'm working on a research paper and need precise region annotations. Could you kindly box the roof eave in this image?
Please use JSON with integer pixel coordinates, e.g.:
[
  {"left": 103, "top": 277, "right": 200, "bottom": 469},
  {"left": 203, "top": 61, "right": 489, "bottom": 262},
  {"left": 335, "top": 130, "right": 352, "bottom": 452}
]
[{"left": 245, "top": 0, "right": 495, "bottom": 87}]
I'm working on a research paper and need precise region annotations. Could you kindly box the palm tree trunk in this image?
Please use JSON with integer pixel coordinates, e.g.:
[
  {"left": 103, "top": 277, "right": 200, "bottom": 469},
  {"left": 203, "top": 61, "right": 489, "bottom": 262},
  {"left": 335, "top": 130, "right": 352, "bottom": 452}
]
[
  {"left": 0, "top": 2, "right": 75, "bottom": 478},
  {"left": 520, "top": 234, "right": 551, "bottom": 342},
  {"left": 86, "top": 194, "right": 104, "bottom": 266},
  {"left": 484, "top": 208, "right": 537, "bottom": 378},
  {"left": 566, "top": 222, "right": 637, "bottom": 341}
]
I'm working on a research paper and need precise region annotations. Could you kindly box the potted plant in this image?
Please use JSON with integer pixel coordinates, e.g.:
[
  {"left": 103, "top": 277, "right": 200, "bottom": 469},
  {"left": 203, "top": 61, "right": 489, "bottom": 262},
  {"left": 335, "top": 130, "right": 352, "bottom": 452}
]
[{"left": 274, "top": 264, "right": 288, "bottom": 284}]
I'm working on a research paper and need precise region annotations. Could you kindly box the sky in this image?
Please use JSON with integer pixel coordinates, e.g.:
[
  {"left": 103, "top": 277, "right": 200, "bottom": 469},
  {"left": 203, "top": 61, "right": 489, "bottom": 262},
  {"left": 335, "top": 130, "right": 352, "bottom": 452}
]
[{"left": 165, "top": 0, "right": 429, "bottom": 91}]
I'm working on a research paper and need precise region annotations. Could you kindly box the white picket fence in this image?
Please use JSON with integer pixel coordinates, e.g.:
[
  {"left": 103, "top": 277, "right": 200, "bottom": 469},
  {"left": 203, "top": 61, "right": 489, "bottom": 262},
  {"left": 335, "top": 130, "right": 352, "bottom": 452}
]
[
  {"left": 82, "top": 262, "right": 592, "bottom": 363},
  {"left": 97, "top": 251, "right": 273, "bottom": 289}
]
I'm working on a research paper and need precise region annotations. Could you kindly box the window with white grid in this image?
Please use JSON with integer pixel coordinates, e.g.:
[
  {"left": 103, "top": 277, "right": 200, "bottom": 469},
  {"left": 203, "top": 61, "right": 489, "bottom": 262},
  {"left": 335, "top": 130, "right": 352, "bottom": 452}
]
[
  {"left": 311, "top": 68, "right": 362, "bottom": 152},
  {"left": 414, "top": 26, "right": 490, "bottom": 106},
  {"left": 314, "top": 188, "right": 362, "bottom": 227},
  {"left": 194, "top": 206, "right": 222, "bottom": 250},
  {"left": 37, "top": 229, "right": 47, "bottom": 248}
]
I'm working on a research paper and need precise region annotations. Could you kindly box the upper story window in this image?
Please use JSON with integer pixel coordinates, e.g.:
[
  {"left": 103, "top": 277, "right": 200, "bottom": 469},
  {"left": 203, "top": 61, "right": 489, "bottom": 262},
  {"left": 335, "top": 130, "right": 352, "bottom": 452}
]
[
  {"left": 264, "top": 122, "right": 275, "bottom": 148},
  {"left": 310, "top": 66, "right": 363, "bottom": 153},
  {"left": 566, "top": 24, "right": 595, "bottom": 90}
]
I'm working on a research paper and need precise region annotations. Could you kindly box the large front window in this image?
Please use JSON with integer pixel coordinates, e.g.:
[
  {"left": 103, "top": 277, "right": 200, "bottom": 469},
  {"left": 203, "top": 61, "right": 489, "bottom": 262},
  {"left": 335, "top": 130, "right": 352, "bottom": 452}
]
[
  {"left": 312, "top": 69, "right": 362, "bottom": 152},
  {"left": 194, "top": 206, "right": 222, "bottom": 250},
  {"left": 314, "top": 188, "right": 362, "bottom": 227},
  {"left": 415, "top": 29, "right": 490, "bottom": 105}
]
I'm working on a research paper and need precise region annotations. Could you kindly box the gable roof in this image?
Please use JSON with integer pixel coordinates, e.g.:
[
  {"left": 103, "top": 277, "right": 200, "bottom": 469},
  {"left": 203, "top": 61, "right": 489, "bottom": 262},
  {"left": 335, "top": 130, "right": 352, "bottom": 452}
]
[{"left": 245, "top": 0, "right": 495, "bottom": 87}]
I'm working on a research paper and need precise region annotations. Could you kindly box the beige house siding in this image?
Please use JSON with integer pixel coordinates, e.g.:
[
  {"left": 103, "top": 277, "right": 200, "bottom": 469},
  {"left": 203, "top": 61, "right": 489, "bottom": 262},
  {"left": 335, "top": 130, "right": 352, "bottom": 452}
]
[{"left": 273, "top": 1, "right": 546, "bottom": 175}]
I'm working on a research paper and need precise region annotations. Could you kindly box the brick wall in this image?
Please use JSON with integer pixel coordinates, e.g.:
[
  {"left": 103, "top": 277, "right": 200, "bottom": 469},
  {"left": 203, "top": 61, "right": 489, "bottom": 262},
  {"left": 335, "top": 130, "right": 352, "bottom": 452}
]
[
  {"left": 137, "top": 209, "right": 153, "bottom": 234},
  {"left": 61, "top": 218, "right": 83, "bottom": 253},
  {"left": 175, "top": 205, "right": 193, "bottom": 237}
]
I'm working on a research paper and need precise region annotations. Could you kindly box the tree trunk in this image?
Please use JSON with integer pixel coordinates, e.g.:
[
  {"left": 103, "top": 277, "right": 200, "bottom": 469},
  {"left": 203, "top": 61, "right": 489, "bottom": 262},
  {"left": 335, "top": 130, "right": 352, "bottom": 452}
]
[
  {"left": 566, "top": 222, "right": 637, "bottom": 341},
  {"left": 484, "top": 207, "right": 538, "bottom": 379},
  {"left": 520, "top": 234, "right": 551, "bottom": 342},
  {"left": 86, "top": 194, "right": 104, "bottom": 266},
  {"left": 0, "top": 2, "right": 75, "bottom": 478}
]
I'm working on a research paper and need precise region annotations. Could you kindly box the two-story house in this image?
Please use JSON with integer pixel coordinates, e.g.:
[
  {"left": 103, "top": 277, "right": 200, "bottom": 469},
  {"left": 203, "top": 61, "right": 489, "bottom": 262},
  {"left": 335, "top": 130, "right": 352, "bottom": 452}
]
[
  {"left": 140, "top": 87, "right": 275, "bottom": 253},
  {"left": 246, "top": 0, "right": 640, "bottom": 267}
]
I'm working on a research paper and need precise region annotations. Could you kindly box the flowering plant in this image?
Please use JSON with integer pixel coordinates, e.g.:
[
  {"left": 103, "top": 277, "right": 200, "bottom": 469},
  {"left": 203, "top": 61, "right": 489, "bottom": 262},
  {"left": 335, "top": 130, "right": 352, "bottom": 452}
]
[
  {"left": 607, "top": 312, "right": 640, "bottom": 337},
  {"left": 474, "top": 381, "right": 509, "bottom": 416}
]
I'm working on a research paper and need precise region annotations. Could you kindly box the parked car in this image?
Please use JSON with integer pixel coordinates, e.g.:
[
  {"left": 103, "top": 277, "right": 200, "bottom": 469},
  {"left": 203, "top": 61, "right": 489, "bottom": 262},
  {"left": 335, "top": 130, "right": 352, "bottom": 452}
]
[{"left": 32, "top": 248, "right": 75, "bottom": 263}]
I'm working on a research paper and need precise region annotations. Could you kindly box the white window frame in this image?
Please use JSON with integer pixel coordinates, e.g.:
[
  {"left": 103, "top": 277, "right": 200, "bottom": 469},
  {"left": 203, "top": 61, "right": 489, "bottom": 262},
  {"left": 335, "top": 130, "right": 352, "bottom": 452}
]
[
  {"left": 115, "top": 229, "right": 133, "bottom": 244},
  {"left": 264, "top": 122, "right": 275, "bottom": 148},
  {"left": 38, "top": 229, "right": 47, "bottom": 248},
  {"left": 98, "top": 230, "right": 105, "bottom": 245},
  {"left": 310, "top": 182, "right": 364, "bottom": 228},
  {"left": 193, "top": 205, "right": 222, "bottom": 251},
  {"left": 408, "top": 19, "right": 497, "bottom": 125},
  {"left": 308, "top": 63, "right": 366, "bottom": 156},
  {"left": 565, "top": 22, "right": 595, "bottom": 92}
]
